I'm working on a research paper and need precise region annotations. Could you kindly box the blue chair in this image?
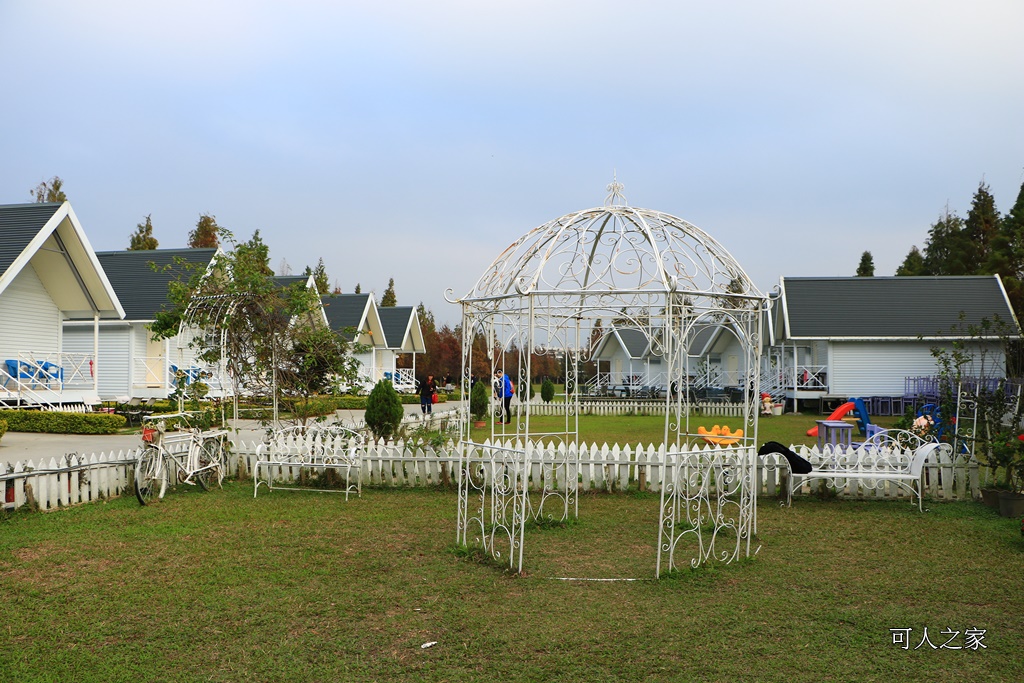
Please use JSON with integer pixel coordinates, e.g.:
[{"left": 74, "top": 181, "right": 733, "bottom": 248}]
[
  {"left": 37, "top": 361, "right": 64, "bottom": 387},
  {"left": 3, "top": 359, "right": 37, "bottom": 387}
]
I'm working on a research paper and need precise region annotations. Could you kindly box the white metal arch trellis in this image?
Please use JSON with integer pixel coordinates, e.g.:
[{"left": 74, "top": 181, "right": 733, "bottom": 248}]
[{"left": 452, "top": 181, "right": 772, "bottom": 576}]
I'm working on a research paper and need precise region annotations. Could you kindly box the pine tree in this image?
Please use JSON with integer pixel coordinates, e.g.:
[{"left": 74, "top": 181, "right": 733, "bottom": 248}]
[
  {"left": 895, "top": 246, "right": 927, "bottom": 276},
  {"left": 354, "top": 283, "right": 362, "bottom": 294},
  {"left": 963, "top": 182, "right": 1000, "bottom": 272},
  {"left": 311, "top": 259, "right": 329, "bottom": 295},
  {"left": 189, "top": 213, "right": 222, "bottom": 248},
  {"left": 128, "top": 214, "right": 159, "bottom": 250},
  {"left": 380, "top": 277, "right": 397, "bottom": 307},
  {"left": 30, "top": 176, "right": 67, "bottom": 203},
  {"left": 365, "top": 379, "right": 404, "bottom": 441},
  {"left": 855, "top": 251, "right": 875, "bottom": 277},
  {"left": 993, "top": 180, "right": 1024, "bottom": 317},
  {"left": 923, "top": 209, "right": 971, "bottom": 275}
]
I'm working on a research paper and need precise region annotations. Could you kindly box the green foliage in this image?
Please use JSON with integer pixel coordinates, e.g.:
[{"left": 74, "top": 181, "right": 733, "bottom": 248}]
[
  {"left": 855, "top": 250, "right": 874, "bottom": 277},
  {"left": 364, "top": 380, "right": 404, "bottom": 441},
  {"left": 895, "top": 245, "right": 927, "bottom": 276},
  {"left": 0, "top": 418, "right": 6, "bottom": 441},
  {"left": 541, "top": 378, "right": 555, "bottom": 403},
  {"left": 930, "top": 315, "right": 1024, "bottom": 492},
  {"left": 305, "top": 258, "right": 330, "bottom": 295},
  {"left": 0, "top": 410, "right": 125, "bottom": 434},
  {"left": 128, "top": 214, "right": 158, "bottom": 250},
  {"left": 923, "top": 209, "right": 972, "bottom": 275},
  {"left": 380, "top": 277, "right": 397, "bottom": 307},
  {"left": 470, "top": 380, "right": 489, "bottom": 421},
  {"left": 152, "top": 230, "right": 360, "bottom": 427},
  {"left": 30, "top": 176, "right": 66, "bottom": 203},
  {"left": 188, "top": 213, "right": 222, "bottom": 248}
]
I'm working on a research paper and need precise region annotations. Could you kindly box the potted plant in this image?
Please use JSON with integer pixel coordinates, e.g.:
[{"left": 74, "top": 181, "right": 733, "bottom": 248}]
[
  {"left": 989, "top": 433, "right": 1024, "bottom": 518},
  {"left": 470, "top": 380, "right": 489, "bottom": 428}
]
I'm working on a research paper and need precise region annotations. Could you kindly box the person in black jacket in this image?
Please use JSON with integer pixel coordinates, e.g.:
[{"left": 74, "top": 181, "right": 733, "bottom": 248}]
[{"left": 419, "top": 374, "right": 438, "bottom": 416}]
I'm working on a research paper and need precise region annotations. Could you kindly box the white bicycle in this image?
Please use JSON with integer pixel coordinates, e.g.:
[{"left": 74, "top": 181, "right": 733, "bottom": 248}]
[{"left": 134, "top": 412, "right": 229, "bottom": 505}]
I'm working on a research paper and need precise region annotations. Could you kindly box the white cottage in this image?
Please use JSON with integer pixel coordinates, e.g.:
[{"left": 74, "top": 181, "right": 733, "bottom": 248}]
[
  {"left": 767, "top": 275, "right": 1020, "bottom": 409},
  {"left": 377, "top": 306, "right": 426, "bottom": 393},
  {"left": 63, "top": 248, "right": 221, "bottom": 402},
  {"left": 320, "top": 293, "right": 387, "bottom": 391},
  {"left": 0, "top": 202, "right": 124, "bottom": 407}
]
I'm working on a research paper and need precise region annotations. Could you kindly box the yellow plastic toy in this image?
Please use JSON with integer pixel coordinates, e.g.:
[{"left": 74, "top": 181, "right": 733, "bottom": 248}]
[{"left": 697, "top": 425, "right": 744, "bottom": 446}]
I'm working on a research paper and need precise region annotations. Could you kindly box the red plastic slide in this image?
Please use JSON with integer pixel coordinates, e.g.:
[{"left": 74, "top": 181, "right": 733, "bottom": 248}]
[{"left": 806, "top": 402, "right": 856, "bottom": 437}]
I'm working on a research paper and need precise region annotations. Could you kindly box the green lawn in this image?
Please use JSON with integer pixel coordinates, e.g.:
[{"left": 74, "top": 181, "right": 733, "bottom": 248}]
[
  {"left": 1, "top": 481, "right": 1021, "bottom": 682},
  {"left": 471, "top": 412, "right": 902, "bottom": 449}
]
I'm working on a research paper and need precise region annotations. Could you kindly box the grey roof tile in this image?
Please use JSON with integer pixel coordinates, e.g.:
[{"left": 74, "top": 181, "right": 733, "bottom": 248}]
[
  {"left": 0, "top": 203, "right": 62, "bottom": 278},
  {"left": 783, "top": 276, "right": 1017, "bottom": 338},
  {"left": 94, "top": 248, "right": 218, "bottom": 320}
]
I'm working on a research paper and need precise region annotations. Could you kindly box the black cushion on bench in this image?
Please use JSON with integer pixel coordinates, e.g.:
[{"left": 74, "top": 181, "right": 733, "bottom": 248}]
[{"left": 758, "top": 441, "right": 813, "bottom": 474}]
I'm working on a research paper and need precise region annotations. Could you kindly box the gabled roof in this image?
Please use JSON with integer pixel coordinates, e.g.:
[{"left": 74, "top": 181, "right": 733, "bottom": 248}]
[
  {"left": 593, "top": 326, "right": 661, "bottom": 359},
  {"left": 779, "top": 276, "right": 1020, "bottom": 340},
  {"left": 377, "top": 306, "right": 426, "bottom": 352},
  {"left": 0, "top": 202, "right": 124, "bottom": 318},
  {"left": 320, "top": 293, "right": 385, "bottom": 347},
  {"left": 94, "top": 248, "right": 218, "bottom": 320}
]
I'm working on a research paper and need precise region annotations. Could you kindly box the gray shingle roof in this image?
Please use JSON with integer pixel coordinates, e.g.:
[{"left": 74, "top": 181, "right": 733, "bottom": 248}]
[
  {"left": 782, "top": 276, "right": 1018, "bottom": 339},
  {"left": 94, "top": 248, "right": 218, "bottom": 320},
  {"left": 321, "top": 294, "right": 371, "bottom": 341},
  {"left": 0, "top": 203, "right": 62, "bottom": 278},
  {"left": 377, "top": 306, "right": 415, "bottom": 349}
]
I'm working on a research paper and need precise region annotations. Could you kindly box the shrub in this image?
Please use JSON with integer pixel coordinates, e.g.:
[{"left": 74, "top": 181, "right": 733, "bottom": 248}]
[
  {"left": 0, "top": 418, "right": 7, "bottom": 441},
  {"left": 470, "top": 381, "right": 489, "bottom": 422},
  {"left": 541, "top": 379, "right": 555, "bottom": 403},
  {"left": 364, "top": 380, "right": 404, "bottom": 441},
  {"left": 0, "top": 410, "right": 126, "bottom": 435}
]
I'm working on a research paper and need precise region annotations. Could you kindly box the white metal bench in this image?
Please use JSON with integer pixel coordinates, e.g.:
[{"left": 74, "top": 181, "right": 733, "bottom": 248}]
[
  {"left": 253, "top": 425, "right": 363, "bottom": 499},
  {"left": 786, "top": 430, "right": 952, "bottom": 511}
]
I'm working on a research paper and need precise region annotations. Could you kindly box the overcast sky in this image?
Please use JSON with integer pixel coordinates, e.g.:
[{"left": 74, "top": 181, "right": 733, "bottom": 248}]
[{"left": 2, "top": 0, "right": 1023, "bottom": 325}]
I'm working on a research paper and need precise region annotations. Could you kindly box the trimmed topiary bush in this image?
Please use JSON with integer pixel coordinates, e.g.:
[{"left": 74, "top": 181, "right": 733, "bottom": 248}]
[
  {"left": 541, "top": 378, "right": 555, "bottom": 403},
  {"left": 470, "top": 380, "right": 490, "bottom": 422},
  {"left": 364, "top": 379, "right": 404, "bottom": 441},
  {"left": 0, "top": 410, "right": 126, "bottom": 434}
]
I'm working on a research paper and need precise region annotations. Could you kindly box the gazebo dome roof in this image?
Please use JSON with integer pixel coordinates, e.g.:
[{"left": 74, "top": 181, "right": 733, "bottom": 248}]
[{"left": 461, "top": 183, "right": 761, "bottom": 303}]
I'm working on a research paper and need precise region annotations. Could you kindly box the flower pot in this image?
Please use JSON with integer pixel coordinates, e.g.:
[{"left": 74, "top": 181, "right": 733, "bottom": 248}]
[
  {"left": 772, "top": 404, "right": 783, "bottom": 416},
  {"left": 979, "top": 487, "right": 1001, "bottom": 508},
  {"left": 473, "top": 420, "right": 486, "bottom": 429},
  {"left": 997, "top": 490, "right": 1024, "bottom": 518}
]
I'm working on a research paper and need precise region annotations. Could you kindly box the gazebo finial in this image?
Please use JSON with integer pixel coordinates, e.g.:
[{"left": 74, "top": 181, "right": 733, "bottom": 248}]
[{"left": 604, "top": 171, "right": 627, "bottom": 206}]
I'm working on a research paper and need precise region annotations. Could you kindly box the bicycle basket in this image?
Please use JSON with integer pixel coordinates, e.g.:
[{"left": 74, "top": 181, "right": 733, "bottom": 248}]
[{"left": 142, "top": 427, "right": 157, "bottom": 443}]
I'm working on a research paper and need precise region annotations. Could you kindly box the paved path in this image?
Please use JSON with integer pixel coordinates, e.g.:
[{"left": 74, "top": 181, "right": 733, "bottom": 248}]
[{"left": 0, "top": 404, "right": 458, "bottom": 468}]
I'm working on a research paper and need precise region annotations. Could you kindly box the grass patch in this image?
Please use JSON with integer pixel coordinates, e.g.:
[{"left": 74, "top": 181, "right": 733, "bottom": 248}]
[
  {"left": 0, "top": 484, "right": 1021, "bottom": 682},
  {"left": 474, "top": 413, "right": 902, "bottom": 449}
]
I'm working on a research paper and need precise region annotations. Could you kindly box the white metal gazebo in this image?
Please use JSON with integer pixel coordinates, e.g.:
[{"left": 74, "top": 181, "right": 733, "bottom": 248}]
[{"left": 452, "top": 180, "right": 771, "bottom": 576}]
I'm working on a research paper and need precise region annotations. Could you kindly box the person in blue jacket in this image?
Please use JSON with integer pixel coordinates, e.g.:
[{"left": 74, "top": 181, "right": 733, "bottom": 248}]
[{"left": 494, "top": 369, "right": 514, "bottom": 424}]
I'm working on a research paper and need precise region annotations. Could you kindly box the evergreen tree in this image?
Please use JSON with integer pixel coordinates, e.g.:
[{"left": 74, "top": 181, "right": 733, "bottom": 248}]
[
  {"left": 312, "top": 259, "right": 330, "bottom": 295},
  {"left": 895, "top": 246, "right": 927, "bottom": 276},
  {"left": 380, "top": 277, "right": 397, "bottom": 307},
  {"left": 923, "top": 209, "right": 971, "bottom": 275},
  {"left": 189, "top": 213, "right": 222, "bottom": 248},
  {"left": 963, "top": 182, "right": 1000, "bottom": 272},
  {"left": 855, "top": 251, "right": 875, "bottom": 277},
  {"left": 30, "top": 176, "right": 67, "bottom": 203},
  {"left": 365, "top": 379, "right": 404, "bottom": 441},
  {"left": 128, "top": 214, "right": 159, "bottom": 250},
  {"left": 994, "top": 180, "right": 1024, "bottom": 317},
  {"left": 354, "top": 283, "right": 362, "bottom": 294}
]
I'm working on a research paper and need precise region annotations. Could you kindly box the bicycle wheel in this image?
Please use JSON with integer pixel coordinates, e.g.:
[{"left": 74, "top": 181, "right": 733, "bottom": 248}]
[
  {"left": 195, "top": 437, "right": 225, "bottom": 491},
  {"left": 135, "top": 446, "right": 167, "bottom": 505}
]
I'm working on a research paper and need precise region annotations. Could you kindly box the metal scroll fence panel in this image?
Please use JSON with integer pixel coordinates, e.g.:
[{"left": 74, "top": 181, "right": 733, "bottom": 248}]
[{"left": 2, "top": 438, "right": 992, "bottom": 513}]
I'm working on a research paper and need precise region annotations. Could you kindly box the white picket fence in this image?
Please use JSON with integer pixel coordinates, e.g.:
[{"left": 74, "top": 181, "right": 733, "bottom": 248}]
[
  {"left": 1, "top": 437, "right": 991, "bottom": 513},
  {"left": 522, "top": 400, "right": 747, "bottom": 417}
]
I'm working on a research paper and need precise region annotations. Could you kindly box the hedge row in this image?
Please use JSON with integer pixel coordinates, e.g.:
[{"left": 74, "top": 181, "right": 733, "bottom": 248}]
[
  {"left": 0, "top": 418, "right": 7, "bottom": 441},
  {"left": 0, "top": 410, "right": 126, "bottom": 435}
]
